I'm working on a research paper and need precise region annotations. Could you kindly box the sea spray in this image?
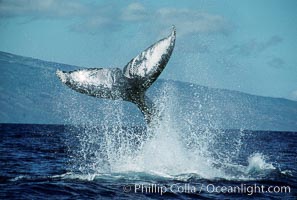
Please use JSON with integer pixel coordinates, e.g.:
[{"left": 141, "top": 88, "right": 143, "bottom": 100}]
[{"left": 61, "top": 81, "right": 276, "bottom": 180}]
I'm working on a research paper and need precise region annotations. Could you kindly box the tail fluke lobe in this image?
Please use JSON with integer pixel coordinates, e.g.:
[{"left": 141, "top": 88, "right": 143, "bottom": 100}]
[
  {"left": 56, "top": 27, "right": 176, "bottom": 124},
  {"left": 56, "top": 68, "right": 127, "bottom": 100},
  {"left": 123, "top": 26, "right": 176, "bottom": 91}
]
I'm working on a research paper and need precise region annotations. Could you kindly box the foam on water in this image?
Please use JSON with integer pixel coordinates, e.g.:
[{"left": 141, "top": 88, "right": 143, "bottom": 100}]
[
  {"left": 246, "top": 153, "right": 276, "bottom": 173},
  {"left": 61, "top": 81, "right": 277, "bottom": 181}
]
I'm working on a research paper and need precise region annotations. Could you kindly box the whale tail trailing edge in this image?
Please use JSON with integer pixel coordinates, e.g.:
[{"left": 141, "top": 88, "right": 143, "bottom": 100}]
[{"left": 56, "top": 27, "right": 176, "bottom": 124}]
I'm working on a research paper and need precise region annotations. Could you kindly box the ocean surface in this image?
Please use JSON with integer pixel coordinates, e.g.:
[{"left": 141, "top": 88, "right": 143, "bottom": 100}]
[{"left": 0, "top": 123, "right": 296, "bottom": 199}]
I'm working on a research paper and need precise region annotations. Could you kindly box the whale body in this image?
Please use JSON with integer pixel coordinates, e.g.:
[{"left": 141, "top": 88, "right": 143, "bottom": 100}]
[{"left": 56, "top": 27, "right": 176, "bottom": 124}]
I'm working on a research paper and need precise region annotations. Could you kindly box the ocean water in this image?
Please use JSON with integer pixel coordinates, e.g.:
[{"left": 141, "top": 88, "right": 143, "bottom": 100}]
[
  {"left": 1, "top": 76, "right": 297, "bottom": 199},
  {"left": 1, "top": 122, "right": 296, "bottom": 199}
]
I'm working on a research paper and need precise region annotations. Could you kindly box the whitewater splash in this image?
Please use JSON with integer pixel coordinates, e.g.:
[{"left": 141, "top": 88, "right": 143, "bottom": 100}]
[{"left": 60, "top": 81, "right": 276, "bottom": 181}]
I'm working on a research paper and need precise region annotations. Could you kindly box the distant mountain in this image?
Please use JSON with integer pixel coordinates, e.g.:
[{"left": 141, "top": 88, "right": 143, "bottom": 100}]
[{"left": 1, "top": 51, "right": 297, "bottom": 131}]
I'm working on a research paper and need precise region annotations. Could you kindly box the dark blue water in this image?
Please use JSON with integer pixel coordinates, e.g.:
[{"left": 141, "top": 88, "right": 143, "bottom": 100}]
[{"left": 0, "top": 124, "right": 296, "bottom": 199}]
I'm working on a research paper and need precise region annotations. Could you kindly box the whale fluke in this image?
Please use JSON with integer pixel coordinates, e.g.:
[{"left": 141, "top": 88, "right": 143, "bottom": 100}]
[{"left": 56, "top": 27, "right": 176, "bottom": 124}]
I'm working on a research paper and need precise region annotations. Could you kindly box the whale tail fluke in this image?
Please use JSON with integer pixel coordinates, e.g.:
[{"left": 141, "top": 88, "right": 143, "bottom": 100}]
[{"left": 56, "top": 27, "right": 176, "bottom": 124}]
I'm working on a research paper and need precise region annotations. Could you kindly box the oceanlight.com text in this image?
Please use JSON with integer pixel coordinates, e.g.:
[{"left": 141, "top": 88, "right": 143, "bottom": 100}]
[{"left": 123, "top": 183, "right": 291, "bottom": 196}]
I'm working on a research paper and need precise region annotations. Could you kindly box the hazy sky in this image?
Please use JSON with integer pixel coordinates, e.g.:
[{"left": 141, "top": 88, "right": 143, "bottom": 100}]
[{"left": 0, "top": 0, "right": 296, "bottom": 100}]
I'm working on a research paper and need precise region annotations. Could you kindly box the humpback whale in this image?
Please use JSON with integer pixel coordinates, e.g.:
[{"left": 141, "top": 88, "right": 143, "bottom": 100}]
[{"left": 56, "top": 27, "right": 176, "bottom": 124}]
